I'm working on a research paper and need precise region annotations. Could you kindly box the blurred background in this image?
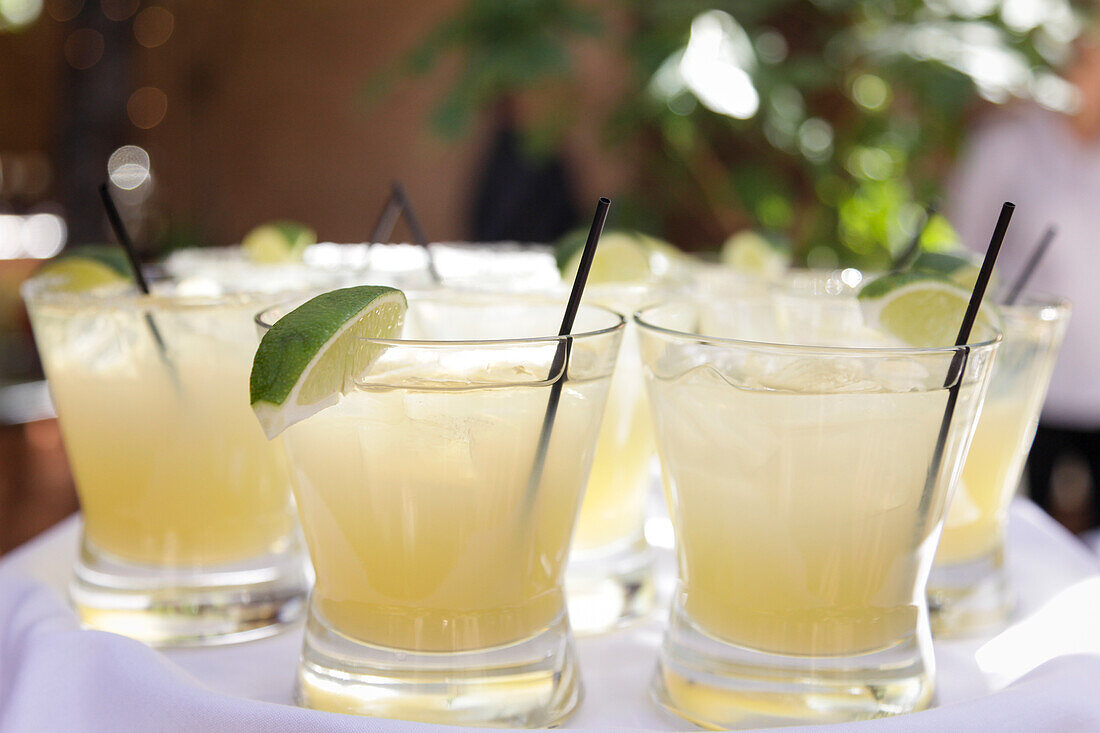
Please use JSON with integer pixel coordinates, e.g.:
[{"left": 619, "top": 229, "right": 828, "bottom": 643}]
[{"left": 2, "top": 0, "right": 1096, "bottom": 552}]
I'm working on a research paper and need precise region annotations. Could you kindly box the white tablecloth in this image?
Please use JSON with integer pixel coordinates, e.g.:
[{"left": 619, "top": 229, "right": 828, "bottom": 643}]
[{"left": 3, "top": 500, "right": 1100, "bottom": 732}]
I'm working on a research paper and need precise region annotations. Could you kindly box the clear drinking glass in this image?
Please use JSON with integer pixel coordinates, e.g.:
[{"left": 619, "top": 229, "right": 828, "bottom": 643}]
[
  {"left": 565, "top": 282, "right": 668, "bottom": 634},
  {"left": 257, "top": 292, "right": 623, "bottom": 727},
  {"left": 929, "top": 295, "right": 1070, "bottom": 635},
  {"left": 433, "top": 250, "right": 666, "bottom": 636},
  {"left": 636, "top": 299, "right": 999, "bottom": 729},
  {"left": 22, "top": 278, "right": 309, "bottom": 645}
]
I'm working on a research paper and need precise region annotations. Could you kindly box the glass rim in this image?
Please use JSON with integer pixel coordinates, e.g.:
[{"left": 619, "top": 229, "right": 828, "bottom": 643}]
[
  {"left": 20, "top": 270, "right": 311, "bottom": 310},
  {"left": 999, "top": 292, "right": 1071, "bottom": 316},
  {"left": 633, "top": 300, "right": 1002, "bottom": 357},
  {"left": 255, "top": 290, "right": 627, "bottom": 347}
]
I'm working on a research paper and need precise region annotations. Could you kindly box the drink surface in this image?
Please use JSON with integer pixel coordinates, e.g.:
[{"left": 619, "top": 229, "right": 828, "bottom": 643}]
[
  {"left": 648, "top": 353, "right": 980, "bottom": 656},
  {"left": 282, "top": 363, "right": 609, "bottom": 652},
  {"left": 28, "top": 294, "right": 294, "bottom": 565}
]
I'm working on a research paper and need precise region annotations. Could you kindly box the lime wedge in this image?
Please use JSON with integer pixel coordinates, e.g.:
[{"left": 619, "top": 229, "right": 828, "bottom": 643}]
[
  {"left": 243, "top": 221, "right": 316, "bottom": 263},
  {"left": 560, "top": 230, "right": 654, "bottom": 284},
  {"left": 720, "top": 230, "right": 790, "bottom": 277},
  {"left": 635, "top": 232, "right": 685, "bottom": 276},
  {"left": 37, "top": 247, "right": 134, "bottom": 291},
  {"left": 250, "top": 286, "right": 406, "bottom": 438},
  {"left": 858, "top": 272, "right": 998, "bottom": 347}
]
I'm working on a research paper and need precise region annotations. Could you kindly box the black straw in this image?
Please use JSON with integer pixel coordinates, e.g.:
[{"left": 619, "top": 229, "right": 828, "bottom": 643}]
[
  {"left": 390, "top": 181, "right": 440, "bottom": 282},
  {"left": 369, "top": 190, "right": 403, "bottom": 244},
  {"left": 893, "top": 201, "right": 938, "bottom": 272},
  {"left": 920, "top": 202, "right": 1014, "bottom": 535},
  {"left": 99, "top": 184, "right": 152, "bottom": 294},
  {"left": 1003, "top": 225, "right": 1056, "bottom": 306},
  {"left": 953, "top": 202, "right": 1013, "bottom": 347},
  {"left": 524, "top": 197, "right": 611, "bottom": 505},
  {"left": 99, "top": 183, "right": 176, "bottom": 379}
]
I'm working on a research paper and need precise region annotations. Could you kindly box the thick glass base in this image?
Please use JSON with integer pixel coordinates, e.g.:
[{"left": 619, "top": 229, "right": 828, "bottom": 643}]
[
  {"left": 929, "top": 545, "right": 1012, "bottom": 637},
  {"left": 297, "top": 603, "right": 582, "bottom": 727},
  {"left": 70, "top": 534, "right": 309, "bottom": 646},
  {"left": 566, "top": 533, "right": 656, "bottom": 635},
  {"left": 651, "top": 600, "right": 934, "bottom": 730}
]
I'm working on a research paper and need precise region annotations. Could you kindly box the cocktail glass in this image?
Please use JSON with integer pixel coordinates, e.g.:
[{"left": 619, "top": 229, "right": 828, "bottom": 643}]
[
  {"left": 424, "top": 249, "right": 666, "bottom": 637},
  {"left": 566, "top": 282, "right": 665, "bottom": 634},
  {"left": 929, "top": 295, "right": 1070, "bottom": 635},
  {"left": 22, "top": 277, "right": 310, "bottom": 645},
  {"left": 257, "top": 291, "right": 623, "bottom": 727},
  {"left": 636, "top": 298, "right": 999, "bottom": 729}
]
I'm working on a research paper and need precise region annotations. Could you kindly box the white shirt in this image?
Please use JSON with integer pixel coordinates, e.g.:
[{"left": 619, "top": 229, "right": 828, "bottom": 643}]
[{"left": 946, "top": 105, "right": 1100, "bottom": 429}]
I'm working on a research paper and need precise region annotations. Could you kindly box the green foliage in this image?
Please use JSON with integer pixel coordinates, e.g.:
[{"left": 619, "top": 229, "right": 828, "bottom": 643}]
[
  {"left": 395, "top": 0, "right": 601, "bottom": 141},
  {"left": 386, "top": 0, "right": 1083, "bottom": 266}
]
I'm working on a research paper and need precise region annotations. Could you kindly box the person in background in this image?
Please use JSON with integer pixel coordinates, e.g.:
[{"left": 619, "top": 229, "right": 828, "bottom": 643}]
[{"left": 945, "top": 30, "right": 1100, "bottom": 530}]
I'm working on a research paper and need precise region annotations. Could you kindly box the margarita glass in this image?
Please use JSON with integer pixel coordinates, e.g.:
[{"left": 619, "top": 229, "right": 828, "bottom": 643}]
[
  {"left": 258, "top": 291, "right": 623, "bottom": 727},
  {"left": 566, "top": 282, "right": 666, "bottom": 634},
  {"left": 416, "top": 244, "right": 665, "bottom": 636},
  {"left": 637, "top": 298, "right": 999, "bottom": 729},
  {"left": 929, "top": 294, "right": 1069, "bottom": 634},
  {"left": 22, "top": 275, "right": 310, "bottom": 645}
]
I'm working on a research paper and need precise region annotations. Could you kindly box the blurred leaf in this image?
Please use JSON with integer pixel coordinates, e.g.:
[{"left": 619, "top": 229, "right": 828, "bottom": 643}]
[{"left": 374, "top": 0, "right": 1089, "bottom": 265}]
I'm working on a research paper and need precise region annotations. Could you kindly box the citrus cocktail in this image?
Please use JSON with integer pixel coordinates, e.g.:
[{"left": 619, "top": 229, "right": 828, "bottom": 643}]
[
  {"left": 930, "top": 296, "right": 1069, "bottom": 634},
  {"left": 637, "top": 282, "right": 999, "bottom": 728},
  {"left": 23, "top": 266, "right": 309, "bottom": 645},
  {"left": 253, "top": 290, "right": 623, "bottom": 726}
]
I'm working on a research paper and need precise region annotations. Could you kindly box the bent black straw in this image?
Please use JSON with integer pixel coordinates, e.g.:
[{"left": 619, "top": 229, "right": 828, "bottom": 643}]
[
  {"left": 390, "top": 181, "right": 440, "bottom": 282},
  {"left": 523, "top": 197, "right": 611, "bottom": 507},
  {"left": 98, "top": 185, "right": 175, "bottom": 380},
  {"left": 1003, "top": 225, "right": 1056, "bottom": 306},
  {"left": 920, "top": 202, "right": 1014, "bottom": 530},
  {"left": 369, "top": 190, "right": 403, "bottom": 244}
]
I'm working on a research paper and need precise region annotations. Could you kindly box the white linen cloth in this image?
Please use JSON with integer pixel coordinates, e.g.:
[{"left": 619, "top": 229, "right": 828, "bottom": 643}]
[{"left": 2, "top": 500, "right": 1100, "bottom": 732}]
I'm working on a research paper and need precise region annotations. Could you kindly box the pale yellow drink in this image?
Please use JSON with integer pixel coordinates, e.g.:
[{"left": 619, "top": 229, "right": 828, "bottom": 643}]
[
  {"left": 283, "top": 377, "right": 608, "bottom": 651},
  {"left": 274, "top": 296, "right": 620, "bottom": 655},
  {"left": 27, "top": 292, "right": 295, "bottom": 566},
  {"left": 638, "top": 297, "right": 999, "bottom": 728},
  {"left": 572, "top": 301, "right": 653, "bottom": 553},
  {"left": 928, "top": 298, "right": 1069, "bottom": 636},
  {"left": 649, "top": 367, "right": 977, "bottom": 655},
  {"left": 937, "top": 400, "right": 1031, "bottom": 561},
  {"left": 562, "top": 283, "right": 660, "bottom": 635},
  {"left": 270, "top": 294, "right": 621, "bottom": 727},
  {"left": 936, "top": 300, "right": 1069, "bottom": 565}
]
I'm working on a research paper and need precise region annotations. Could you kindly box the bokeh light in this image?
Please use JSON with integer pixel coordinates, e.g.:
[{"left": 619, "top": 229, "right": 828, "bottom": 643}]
[
  {"left": 647, "top": 10, "right": 760, "bottom": 121},
  {"left": 0, "top": 213, "right": 66, "bottom": 260},
  {"left": 851, "top": 74, "right": 890, "bottom": 111},
  {"left": 0, "top": 216, "right": 19, "bottom": 259},
  {"left": 22, "top": 213, "right": 66, "bottom": 258},
  {"left": 107, "top": 145, "right": 150, "bottom": 190},
  {"left": 45, "top": 0, "right": 81, "bottom": 22},
  {"left": 680, "top": 10, "right": 759, "bottom": 120},
  {"left": 133, "top": 5, "right": 173, "bottom": 48},
  {"left": 0, "top": 0, "right": 43, "bottom": 29},
  {"left": 846, "top": 146, "right": 894, "bottom": 181},
  {"left": 99, "top": 0, "right": 136, "bottom": 22},
  {"left": 755, "top": 29, "right": 788, "bottom": 64},
  {"left": 798, "top": 118, "right": 834, "bottom": 163},
  {"left": 64, "top": 27, "right": 104, "bottom": 70},
  {"left": 127, "top": 87, "right": 167, "bottom": 129}
]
